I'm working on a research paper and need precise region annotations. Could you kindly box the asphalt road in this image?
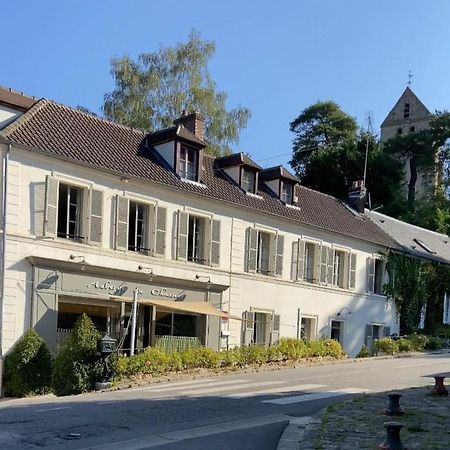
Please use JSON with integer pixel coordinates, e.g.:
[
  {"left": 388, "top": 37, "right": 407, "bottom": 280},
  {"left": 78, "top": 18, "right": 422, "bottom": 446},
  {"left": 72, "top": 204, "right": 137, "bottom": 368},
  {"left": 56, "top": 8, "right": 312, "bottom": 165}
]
[{"left": 0, "top": 352, "right": 449, "bottom": 450}]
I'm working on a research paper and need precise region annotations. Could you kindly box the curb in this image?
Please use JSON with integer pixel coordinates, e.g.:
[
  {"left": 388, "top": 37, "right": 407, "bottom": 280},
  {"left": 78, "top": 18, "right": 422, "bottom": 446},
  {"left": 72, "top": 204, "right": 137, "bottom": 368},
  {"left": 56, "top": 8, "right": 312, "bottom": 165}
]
[{"left": 276, "top": 416, "right": 318, "bottom": 450}]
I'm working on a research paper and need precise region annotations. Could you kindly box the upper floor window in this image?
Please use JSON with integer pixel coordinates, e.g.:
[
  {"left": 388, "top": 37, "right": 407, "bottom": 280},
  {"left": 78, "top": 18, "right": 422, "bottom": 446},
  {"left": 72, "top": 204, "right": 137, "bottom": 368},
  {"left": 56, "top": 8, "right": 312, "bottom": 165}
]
[
  {"left": 332, "top": 250, "right": 346, "bottom": 288},
  {"left": 128, "top": 201, "right": 149, "bottom": 252},
  {"left": 246, "top": 228, "right": 284, "bottom": 277},
  {"left": 367, "top": 257, "right": 385, "bottom": 294},
  {"left": 242, "top": 168, "right": 256, "bottom": 193},
  {"left": 280, "top": 182, "right": 293, "bottom": 204},
  {"left": 57, "top": 183, "right": 83, "bottom": 240},
  {"left": 179, "top": 145, "right": 198, "bottom": 181},
  {"left": 403, "top": 103, "right": 410, "bottom": 118},
  {"left": 44, "top": 176, "right": 103, "bottom": 246},
  {"left": 176, "top": 211, "right": 221, "bottom": 266},
  {"left": 304, "top": 242, "right": 316, "bottom": 282}
]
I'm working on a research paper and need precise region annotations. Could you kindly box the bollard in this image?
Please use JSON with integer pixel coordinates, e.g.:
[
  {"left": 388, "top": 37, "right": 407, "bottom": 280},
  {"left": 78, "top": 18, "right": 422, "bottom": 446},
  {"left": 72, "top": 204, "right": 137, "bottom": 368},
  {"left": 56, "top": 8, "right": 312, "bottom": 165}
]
[
  {"left": 378, "top": 421, "right": 406, "bottom": 450},
  {"left": 431, "top": 375, "right": 448, "bottom": 396},
  {"left": 385, "top": 393, "right": 403, "bottom": 416}
]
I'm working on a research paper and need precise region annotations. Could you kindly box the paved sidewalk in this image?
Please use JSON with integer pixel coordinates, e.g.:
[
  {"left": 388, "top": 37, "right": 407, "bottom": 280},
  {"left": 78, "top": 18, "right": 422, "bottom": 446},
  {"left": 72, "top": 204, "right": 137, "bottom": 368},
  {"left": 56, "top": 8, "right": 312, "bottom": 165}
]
[{"left": 278, "top": 382, "right": 450, "bottom": 449}]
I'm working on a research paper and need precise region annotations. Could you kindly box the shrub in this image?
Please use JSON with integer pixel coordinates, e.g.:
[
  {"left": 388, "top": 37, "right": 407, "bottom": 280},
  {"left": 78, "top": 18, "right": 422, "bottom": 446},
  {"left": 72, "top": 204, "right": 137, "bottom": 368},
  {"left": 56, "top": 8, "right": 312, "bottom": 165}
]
[
  {"left": 356, "top": 345, "right": 369, "bottom": 358},
  {"left": 306, "top": 338, "right": 345, "bottom": 358},
  {"left": 220, "top": 348, "right": 240, "bottom": 368},
  {"left": 236, "top": 345, "right": 268, "bottom": 366},
  {"left": 4, "top": 329, "right": 52, "bottom": 397},
  {"left": 424, "top": 336, "right": 442, "bottom": 350},
  {"left": 397, "top": 338, "right": 413, "bottom": 352},
  {"left": 406, "top": 333, "right": 429, "bottom": 351},
  {"left": 181, "top": 347, "right": 221, "bottom": 369},
  {"left": 374, "top": 338, "right": 399, "bottom": 355},
  {"left": 52, "top": 314, "right": 101, "bottom": 396},
  {"left": 276, "top": 338, "right": 307, "bottom": 361}
]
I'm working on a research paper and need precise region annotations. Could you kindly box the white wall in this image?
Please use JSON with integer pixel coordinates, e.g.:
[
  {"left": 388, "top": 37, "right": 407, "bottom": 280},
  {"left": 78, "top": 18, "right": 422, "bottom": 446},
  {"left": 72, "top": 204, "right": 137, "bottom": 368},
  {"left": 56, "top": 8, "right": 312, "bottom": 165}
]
[{"left": 1, "top": 144, "right": 398, "bottom": 356}]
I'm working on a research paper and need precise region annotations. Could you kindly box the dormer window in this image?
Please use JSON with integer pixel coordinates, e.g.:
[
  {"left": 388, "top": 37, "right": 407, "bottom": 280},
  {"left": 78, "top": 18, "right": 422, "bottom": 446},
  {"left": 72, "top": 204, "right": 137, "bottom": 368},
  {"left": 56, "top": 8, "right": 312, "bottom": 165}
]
[
  {"left": 179, "top": 145, "right": 198, "bottom": 181},
  {"left": 242, "top": 168, "right": 256, "bottom": 193},
  {"left": 281, "top": 182, "right": 293, "bottom": 204}
]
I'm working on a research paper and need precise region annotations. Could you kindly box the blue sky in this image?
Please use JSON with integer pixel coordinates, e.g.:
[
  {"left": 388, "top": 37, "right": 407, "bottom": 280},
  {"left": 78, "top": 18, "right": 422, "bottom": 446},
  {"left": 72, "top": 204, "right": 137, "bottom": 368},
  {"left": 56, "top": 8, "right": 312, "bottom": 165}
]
[{"left": 3, "top": 1, "right": 450, "bottom": 169}]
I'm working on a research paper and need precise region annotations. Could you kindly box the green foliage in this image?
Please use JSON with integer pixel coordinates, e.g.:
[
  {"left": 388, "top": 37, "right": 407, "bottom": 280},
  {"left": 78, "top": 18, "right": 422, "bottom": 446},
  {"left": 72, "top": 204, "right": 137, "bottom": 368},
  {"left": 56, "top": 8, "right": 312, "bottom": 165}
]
[
  {"left": 103, "top": 30, "right": 250, "bottom": 156},
  {"left": 181, "top": 347, "right": 221, "bottom": 369},
  {"left": 424, "top": 335, "right": 442, "bottom": 350},
  {"left": 356, "top": 344, "right": 369, "bottom": 358},
  {"left": 374, "top": 338, "right": 399, "bottom": 355},
  {"left": 405, "top": 334, "right": 429, "bottom": 351},
  {"left": 4, "top": 329, "right": 52, "bottom": 397},
  {"left": 397, "top": 338, "right": 413, "bottom": 352},
  {"left": 52, "top": 314, "right": 101, "bottom": 396}
]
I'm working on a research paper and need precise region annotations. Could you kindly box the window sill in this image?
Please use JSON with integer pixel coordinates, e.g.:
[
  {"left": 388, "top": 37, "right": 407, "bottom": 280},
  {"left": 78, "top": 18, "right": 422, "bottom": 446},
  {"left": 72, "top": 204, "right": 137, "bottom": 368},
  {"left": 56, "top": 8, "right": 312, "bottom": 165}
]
[
  {"left": 245, "top": 192, "right": 263, "bottom": 199},
  {"left": 180, "top": 178, "right": 207, "bottom": 188},
  {"left": 286, "top": 203, "right": 301, "bottom": 211}
]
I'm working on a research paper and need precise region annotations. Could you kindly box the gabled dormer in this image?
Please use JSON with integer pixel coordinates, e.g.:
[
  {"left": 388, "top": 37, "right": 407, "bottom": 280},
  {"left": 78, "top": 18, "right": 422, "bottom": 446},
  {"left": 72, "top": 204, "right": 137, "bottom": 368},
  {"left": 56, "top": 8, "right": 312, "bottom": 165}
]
[
  {"left": 215, "top": 152, "right": 262, "bottom": 194},
  {"left": 146, "top": 111, "right": 206, "bottom": 183},
  {"left": 259, "top": 166, "right": 299, "bottom": 204}
]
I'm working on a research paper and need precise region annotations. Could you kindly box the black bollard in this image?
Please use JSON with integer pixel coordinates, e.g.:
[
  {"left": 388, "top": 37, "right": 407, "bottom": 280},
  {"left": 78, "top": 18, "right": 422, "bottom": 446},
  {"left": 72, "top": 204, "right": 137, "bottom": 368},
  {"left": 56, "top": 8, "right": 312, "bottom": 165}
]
[
  {"left": 431, "top": 375, "right": 448, "bottom": 396},
  {"left": 378, "top": 421, "right": 406, "bottom": 450},
  {"left": 385, "top": 393, "right": 404, "bottom": 416}
]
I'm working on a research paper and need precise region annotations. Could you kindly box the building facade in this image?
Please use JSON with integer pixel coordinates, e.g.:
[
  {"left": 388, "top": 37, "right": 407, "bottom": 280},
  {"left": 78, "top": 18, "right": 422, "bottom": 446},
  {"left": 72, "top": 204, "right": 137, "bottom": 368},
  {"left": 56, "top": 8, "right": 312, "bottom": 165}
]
[{"left": 0, "top": 99, "right": 400, "bottom": 384}]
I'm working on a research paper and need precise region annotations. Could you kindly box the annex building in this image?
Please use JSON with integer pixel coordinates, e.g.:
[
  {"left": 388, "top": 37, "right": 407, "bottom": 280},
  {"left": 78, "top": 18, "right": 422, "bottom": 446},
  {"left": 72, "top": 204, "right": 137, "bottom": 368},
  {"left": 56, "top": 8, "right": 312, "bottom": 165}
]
[{"left": 0, "top": 89, "right": 403, "bottom": 376}]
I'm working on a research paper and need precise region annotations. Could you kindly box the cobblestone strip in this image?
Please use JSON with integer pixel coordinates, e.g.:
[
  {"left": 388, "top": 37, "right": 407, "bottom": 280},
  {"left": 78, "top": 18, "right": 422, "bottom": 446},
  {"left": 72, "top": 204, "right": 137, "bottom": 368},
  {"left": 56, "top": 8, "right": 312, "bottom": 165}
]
[{"left": 276, "top": 416, "right": 316, "bottom": 450}]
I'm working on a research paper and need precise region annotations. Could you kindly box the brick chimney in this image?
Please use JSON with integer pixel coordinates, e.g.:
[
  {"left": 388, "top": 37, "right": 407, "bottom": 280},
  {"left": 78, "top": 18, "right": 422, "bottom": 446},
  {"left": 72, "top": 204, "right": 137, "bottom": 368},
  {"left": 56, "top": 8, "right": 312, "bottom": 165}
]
[
  {"left": 173, "top": 110, "right": 205, "bottom": 141},
  {"left": 347, "top": 180, "right": 367, "bottom": 213}
]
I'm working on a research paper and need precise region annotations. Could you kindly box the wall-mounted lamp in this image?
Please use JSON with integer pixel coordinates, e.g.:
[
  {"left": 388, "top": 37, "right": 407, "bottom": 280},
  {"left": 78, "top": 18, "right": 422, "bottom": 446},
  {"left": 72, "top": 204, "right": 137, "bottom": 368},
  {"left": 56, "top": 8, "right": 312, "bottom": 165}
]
[
  {"left": 336, "top": 306, "right": 352, "bottom": 317},
  {"left": 137, "top": 265, "right": 153, "bottom": 282},
  {"left": 69, "top": 254, "right": 86, "bottom": 271},
  {"left": 120, "top": 177, "right": 129, "bottom": 183},
  {"left": 195, "top": 274, "right": 211, "bottom": 290}
]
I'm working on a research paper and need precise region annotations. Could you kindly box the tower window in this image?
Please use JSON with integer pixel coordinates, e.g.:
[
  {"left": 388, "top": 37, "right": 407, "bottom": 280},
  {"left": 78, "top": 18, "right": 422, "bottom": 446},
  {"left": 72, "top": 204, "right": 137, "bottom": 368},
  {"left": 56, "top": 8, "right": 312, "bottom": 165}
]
[
  {"left": 410, "top": 126, "right": 415, "bottom": 133},
  {"left": 397, "top": 128, "right": 403, "bottom": 135},
  {"left": 403, "top": 103, "right": 410, "bottom": 119}
]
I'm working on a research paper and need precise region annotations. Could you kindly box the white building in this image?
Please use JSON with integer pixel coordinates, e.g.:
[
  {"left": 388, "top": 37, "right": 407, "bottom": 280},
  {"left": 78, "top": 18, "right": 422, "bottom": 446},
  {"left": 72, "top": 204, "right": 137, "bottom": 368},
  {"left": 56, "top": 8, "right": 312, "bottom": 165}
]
[{"left": 0, "top": 98, "right": 400, "bottom": 385}]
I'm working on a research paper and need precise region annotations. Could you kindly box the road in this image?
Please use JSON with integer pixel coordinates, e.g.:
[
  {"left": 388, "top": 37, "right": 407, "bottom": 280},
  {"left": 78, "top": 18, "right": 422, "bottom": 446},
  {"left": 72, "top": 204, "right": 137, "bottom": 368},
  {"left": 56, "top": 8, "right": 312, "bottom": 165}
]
[{"left": 0, "top": 353, "right": 449, "bottom": 450}]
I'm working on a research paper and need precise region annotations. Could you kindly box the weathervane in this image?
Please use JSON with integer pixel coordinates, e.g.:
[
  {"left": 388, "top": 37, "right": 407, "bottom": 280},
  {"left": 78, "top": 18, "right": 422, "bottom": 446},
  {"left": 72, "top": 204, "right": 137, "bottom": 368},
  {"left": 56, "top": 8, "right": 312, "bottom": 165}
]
[{"left": 407, "top": 70, "right": 413, "bottom": 86}]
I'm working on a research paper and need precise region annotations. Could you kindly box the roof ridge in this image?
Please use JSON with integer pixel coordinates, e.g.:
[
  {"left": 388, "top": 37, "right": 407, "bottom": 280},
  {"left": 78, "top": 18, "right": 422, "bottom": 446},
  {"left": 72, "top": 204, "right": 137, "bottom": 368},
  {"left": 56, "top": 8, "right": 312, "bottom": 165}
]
[{"left": 0, "top": 98, "right": 48, "bottom": 137}]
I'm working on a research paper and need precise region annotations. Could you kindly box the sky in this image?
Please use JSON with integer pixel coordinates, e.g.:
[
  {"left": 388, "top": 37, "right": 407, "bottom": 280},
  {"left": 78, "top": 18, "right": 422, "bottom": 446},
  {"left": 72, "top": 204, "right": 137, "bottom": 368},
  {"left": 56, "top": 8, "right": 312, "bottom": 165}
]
[{"left": 2, "top": 0, "right": 450, "bottom": 170}]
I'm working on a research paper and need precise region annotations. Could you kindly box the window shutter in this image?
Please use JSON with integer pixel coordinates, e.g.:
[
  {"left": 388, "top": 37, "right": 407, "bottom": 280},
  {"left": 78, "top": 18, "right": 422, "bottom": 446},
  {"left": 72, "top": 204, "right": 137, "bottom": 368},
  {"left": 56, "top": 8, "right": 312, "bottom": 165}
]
[
  {"left": 88, "top": 189, "right": 103, "bottom": 246},
  {"left": 242, "top": 311, "right": 255, "bottom": 345},
  {"left": 154, "top": 206, "right": 167, "bottom": 257},
  {"left": 210, "top": 219, "right": 221, "bottom": 267},
  {"left": 349, "top": 253, "right": 357, "bottom": 289},
  {"left": 367, "top": 257, "right": 375, "bottom": 293},
  {"left": 365, "top": 324, "right": 374, "bottom": 354},
  {"left": 271, "top": 314, "right": 280, "bottom": 344},
  {"left": 115, "top": 195, "right": 129, "bottom": 251},
  {"left": 246, "top": 227, "right": 258, "bottom": 273},
  {"left": 177, "top": 210, "right": 189, "bottom": 261},
  {"left": 297, "top": 239, "right": 305, "bottom": 281},
  {"left": 44, "top": 175, "right": 59, "bottom": 238},
  {"left": 291, "top": 241, "right": 299, "bottom": 281},
  {"left": 327, "top": 247, "right": 335, "bottom": 285},
  {"left": 383, "top": 326, "right": 391, "bottom": 337},
  {"left": 319, "top": 245, "right": 328, "bottom": 284},
  {"left": 275, "top": 234, "right": 284, "bottom": 277}
]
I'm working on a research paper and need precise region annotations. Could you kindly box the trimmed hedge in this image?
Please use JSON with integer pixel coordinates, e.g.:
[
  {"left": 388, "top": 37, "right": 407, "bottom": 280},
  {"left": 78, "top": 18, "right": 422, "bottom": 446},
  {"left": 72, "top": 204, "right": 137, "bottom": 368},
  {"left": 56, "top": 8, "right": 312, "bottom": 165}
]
[
  {"left": 52, "top": 314, "right": 102, "bottom": 396},
  {"left": 113, "top": 337, "right": 345, "bottom": 379},
  {"left": 373, "top": 334, "right": 443, "bottom": 355},
  {"left": 4, "top": 329, "right": 52, "bottom": 397}
]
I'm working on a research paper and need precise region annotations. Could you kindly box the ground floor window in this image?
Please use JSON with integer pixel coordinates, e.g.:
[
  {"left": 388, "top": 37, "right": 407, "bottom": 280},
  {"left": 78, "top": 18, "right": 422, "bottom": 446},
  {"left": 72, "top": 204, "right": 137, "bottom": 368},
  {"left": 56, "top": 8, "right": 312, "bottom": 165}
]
[
  {"left": 155, "top": 311, "right": 203, "bottom": 338},
  {"left": 253, "top": 312, "right": 271, "bottom": 345},
  {"left": 300, "top": 315, "right": 317, "bottom": 340},
  {"left": 330, "top": 320, "right": 344, "bottom": 343}
]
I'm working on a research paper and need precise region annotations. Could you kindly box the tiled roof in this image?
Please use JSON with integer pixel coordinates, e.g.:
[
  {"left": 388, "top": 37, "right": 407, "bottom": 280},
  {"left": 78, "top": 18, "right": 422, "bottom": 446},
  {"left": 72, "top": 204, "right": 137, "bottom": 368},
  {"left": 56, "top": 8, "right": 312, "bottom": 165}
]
[
  {"left": 366, "top": 210, "right": 450, "bottom": 264},
  {"left": 0, "top": 86, "right": 38, "bottom": 111},
  {"left": 0, "top": 99, "right": 398, "bottom": 248},
  {"left": 215, "top": 152, "right": 262, "bottom": 170},
  {"left": 259, "top": 165, "right": 299, "bottom": 183},
  {"left": 147, "top": 124, "right": 206, "bottom": 147}
]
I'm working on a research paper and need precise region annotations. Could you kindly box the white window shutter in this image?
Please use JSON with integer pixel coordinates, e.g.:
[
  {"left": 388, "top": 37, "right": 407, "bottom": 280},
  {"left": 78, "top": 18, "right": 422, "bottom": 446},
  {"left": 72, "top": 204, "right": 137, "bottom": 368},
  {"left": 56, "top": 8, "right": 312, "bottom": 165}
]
[
  {"left": 115, "top": 195, "right": 129, "bottom": 251},
  {"left": 291, "top": 241, "right": 299, "bottom": 281},
  {"left": 319, "top": 245, "right": 328, "bottom": 284},
  {"left": 243, "top": 311, "right": 255, "bottom": 345},
  {"left": 154, "top": 206, "right": 167, "bottom": 257},
  {"left": 367, "top": 257, "right": 375, "bottom": 293},
  {"left": 210, "top": 219, "right": 221, "bottom": 266},
  {"left": 349, "top": 253, "right": 357, "bottom": 289},
  {"left": 327, "top": 247, "right": 335, "bottom": 285},
  {"left": 275, "top": 234, "right": 284, "bottom": 277},
  {"left": 44, "top": 175, "right": 59, "bottom": 238},
  {"left": 297, "top": 239, "right": 305, "bottom": 281},
  {"left": 271, "top": 314, "right": 281, "bottom": 344},
  {"left": 88, "top": 189, "right": 103, "bottom": 246},
  {"left": 246, "top": 228, "right": 258, "bottom": 273},
  {"left": 177, "top": 210, "right": 189, "bottom": 261}
]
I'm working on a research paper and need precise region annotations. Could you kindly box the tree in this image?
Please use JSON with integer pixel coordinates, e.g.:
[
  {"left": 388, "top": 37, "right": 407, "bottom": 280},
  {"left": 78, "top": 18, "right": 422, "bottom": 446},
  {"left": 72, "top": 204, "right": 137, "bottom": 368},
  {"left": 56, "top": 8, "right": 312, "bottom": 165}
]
[
  {"left": 290, "top": 101, "right": 357, "bottom": 176},
  {"left": 103, "top": 31, "right": 250, "bottom": 156}
]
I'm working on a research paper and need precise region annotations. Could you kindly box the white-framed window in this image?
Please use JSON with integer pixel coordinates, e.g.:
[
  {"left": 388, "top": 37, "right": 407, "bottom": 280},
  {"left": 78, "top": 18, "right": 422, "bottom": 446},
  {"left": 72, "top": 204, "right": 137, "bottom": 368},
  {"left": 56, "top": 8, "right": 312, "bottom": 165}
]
[
  {"left": 242, "top": 168, "right": 255, "bottom": 193},
  {"left": 128, "top": 201, "right": 149, "bottom": 252},
  {"left": 179, "top": 145, "right": 198, "bottom": 181},
  {"left": 44, "top": 176, "right": 103, "bottom": 246},
  {"left": 304, "top": 242, "right": 317, "bottom": 282},
  {"left": 246, "top": 227, "right": 284, "bottom": 277},
  {"left": 280, "top": 181, "right": 293, "bottom": 204},
  {"left": 367, "top": 257, "right": 385, "bottom": 294},
  {"left": 330, "top": 319, "right": 344, "bottom": 344},
  {"left": 332, "top": 250, "right": 347, "bottom": 288},
  {"left": 176, "top": 210, "right": 221, "bottom": 266},
  {"left": 242, "top": 309, "right": 280, "bottom": 346}
]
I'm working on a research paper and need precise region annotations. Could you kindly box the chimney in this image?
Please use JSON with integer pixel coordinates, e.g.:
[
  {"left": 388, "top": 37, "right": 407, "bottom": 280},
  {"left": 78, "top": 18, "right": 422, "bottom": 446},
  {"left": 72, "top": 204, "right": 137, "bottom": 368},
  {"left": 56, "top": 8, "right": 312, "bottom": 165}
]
[
  {"left": 347, "top": 180, "right": 367, "bottom": 213},
  {"left": 173, "top": 110, "right": 205, "bottom": 141}
]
